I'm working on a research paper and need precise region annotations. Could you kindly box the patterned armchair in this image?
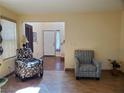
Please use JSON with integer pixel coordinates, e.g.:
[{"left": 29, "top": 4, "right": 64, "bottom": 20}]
[
  {"left": 15, "top": 48, "right": 43, "bottom": 81},
  {"left": 74, "top": 50, "right": 101, "bottom": 80}
]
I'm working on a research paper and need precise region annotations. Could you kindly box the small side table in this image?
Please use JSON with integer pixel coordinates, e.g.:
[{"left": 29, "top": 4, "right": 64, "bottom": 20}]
[{"left": 0, "top": 78, "right": 8, "bottom": 93}]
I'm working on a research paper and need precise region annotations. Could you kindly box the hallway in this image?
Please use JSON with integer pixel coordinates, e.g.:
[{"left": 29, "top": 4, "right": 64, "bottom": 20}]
[{"left": 43, "top": 57, "right": 64, "bottom": 71}]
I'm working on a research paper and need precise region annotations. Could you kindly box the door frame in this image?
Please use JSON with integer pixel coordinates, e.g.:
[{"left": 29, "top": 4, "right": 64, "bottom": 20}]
[
  {"left": 43, "top": 30, "right": 58, "bottom": 56},
  {"left": 25, "top": 24, "right": 33, "bottom": 52}
]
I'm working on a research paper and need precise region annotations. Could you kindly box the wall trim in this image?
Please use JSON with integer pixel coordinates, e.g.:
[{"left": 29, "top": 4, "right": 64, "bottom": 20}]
[
  {"left": 65, "top": 68, "right": 74, "bottom": 71},
  {"left": 4, "top": 71, "right": 14, "bottom": 78},
  {"left": 65, "top": 68, "right": 124, "bottom": 74}
]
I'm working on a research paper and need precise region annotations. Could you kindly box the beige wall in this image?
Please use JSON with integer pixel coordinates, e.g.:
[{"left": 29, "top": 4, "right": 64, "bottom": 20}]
[
  {"left": 0, "top": 6, "right": 18, "bottom": 20},
  {"left": 120, "top": 11, "right": 124, "bottom": 72},
  {"left": 19, "top": 12, "right": 121, "bottom": 70},
  {"left": 65, "top": 13, "right": 121, "bottom": 70},
  {"left": 0, "top": 5, "right": 19, "bottom": 77}
]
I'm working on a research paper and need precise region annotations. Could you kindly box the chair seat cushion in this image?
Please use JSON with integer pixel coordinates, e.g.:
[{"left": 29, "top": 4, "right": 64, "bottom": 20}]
[
  {"left": 79, "top": 64, "right": 96, "bottom": 72},
  {"left": 16, "top": 58, "right": 41, "bottom": 68}
]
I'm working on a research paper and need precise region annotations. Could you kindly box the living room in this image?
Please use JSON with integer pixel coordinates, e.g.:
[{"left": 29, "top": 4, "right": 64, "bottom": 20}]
[{"left": 0, "top": 0, "right": 124, "bottom": 93}]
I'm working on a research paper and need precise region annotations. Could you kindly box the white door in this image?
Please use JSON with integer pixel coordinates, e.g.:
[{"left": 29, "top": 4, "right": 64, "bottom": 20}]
[{"left": 43, "top": 31, "right": 55, "bottom": 55}]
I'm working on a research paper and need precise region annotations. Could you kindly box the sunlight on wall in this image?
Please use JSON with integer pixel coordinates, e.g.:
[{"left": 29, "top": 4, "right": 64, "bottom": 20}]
[{"left": 56, "top": 31, "right": 60, "bottom": 51}]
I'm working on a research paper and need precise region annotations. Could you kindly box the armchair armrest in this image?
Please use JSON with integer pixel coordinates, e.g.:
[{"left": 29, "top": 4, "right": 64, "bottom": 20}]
[
  {"left": 75, "top": 57, "right": 80, "bottom": 73},
  {"left": 15, "top": 60, "right": 27, "bottom": 67},
  {"left": 93, "top": 59, "right": 101, "bottom": 72}
]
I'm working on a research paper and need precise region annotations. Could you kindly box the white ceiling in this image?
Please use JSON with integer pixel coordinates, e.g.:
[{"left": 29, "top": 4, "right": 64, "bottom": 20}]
[{"left": 0, "top": 0, "right": 124, "bottom": 15}]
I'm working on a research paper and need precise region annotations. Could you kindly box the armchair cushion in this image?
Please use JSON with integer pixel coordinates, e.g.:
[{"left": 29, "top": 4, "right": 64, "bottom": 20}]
[{"left": 79, "top": 64, "right": 96, "bottom": 72}]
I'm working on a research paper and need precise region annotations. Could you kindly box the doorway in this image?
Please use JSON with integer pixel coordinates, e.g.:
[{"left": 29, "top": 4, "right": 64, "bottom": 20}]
[
  {"left": 23, "top": 22, "right": 65, "bottom": 71},
  {"left": 43, "top": 30, "right": 61, "bottom": 56},
  {"left": 43, "top": 31, "right": 56, "bottom": 56},
  {"left": 25, "top": 24, "right": 33, "bottom": 52}
]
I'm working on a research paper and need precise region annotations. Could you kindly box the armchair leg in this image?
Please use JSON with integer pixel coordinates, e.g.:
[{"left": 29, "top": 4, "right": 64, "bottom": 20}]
[
  {"left": 76, "top": 77, "right": 80, "bottom": 80},
  {"left": 21, "top": 78, "right": 26, "bottom": 82},
  {"left": 15, "top": 74, "right": 18, "bottom": 77},
  {"left": 40, "top": 73, "right": 43, "bottom": 78},
  {"left": 96, "top": 78, "right": 100, "bottom": 80},
  {"left": 39, "top": 73, "right": 43, "bottom": 78}
]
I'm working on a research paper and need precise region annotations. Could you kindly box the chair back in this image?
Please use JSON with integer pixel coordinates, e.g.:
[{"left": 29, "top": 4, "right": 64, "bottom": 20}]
[
  {"left": 75, "top": 50, "right": 94, "bottom": 64},
  {"left": 16, "top": 48, "right": 33, "bottom": 60}
]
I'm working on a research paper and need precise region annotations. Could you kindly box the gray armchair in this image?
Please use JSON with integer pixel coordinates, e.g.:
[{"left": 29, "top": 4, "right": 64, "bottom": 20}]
[{"left": 74, "top": 50, "right": 101, "bottom": 80}]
